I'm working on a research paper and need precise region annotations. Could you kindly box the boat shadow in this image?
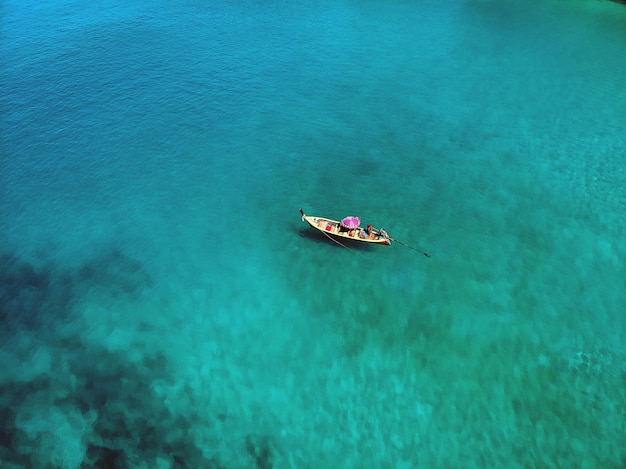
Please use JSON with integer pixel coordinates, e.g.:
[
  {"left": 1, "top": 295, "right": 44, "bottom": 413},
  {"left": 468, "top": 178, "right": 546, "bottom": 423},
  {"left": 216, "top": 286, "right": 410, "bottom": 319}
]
[{"left": 294, "top": 227, "right": 378, "bottom": 251}]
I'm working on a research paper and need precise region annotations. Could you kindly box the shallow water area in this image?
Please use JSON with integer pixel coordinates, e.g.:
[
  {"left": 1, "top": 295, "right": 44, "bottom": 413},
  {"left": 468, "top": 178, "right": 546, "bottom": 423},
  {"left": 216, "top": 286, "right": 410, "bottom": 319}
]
[{"left": 1, "top": 0, "right": 626, "bottom": 467}]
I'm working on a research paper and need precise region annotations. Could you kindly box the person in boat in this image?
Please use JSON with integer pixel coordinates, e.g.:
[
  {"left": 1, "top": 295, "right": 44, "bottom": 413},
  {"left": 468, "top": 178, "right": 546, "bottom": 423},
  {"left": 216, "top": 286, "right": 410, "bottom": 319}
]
[
  {"left": 378, "top": 228, "right": 389, "bottom": 240},
  {"left": 366, "top": 224, "right": 374, "bottom": 235}
]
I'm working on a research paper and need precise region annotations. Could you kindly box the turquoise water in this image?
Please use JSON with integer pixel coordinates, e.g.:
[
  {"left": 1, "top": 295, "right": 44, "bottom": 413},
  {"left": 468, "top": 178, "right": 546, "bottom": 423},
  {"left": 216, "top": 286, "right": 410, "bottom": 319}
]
[{"left": 2, "top": 0, "right": 625, "bottom": 466}]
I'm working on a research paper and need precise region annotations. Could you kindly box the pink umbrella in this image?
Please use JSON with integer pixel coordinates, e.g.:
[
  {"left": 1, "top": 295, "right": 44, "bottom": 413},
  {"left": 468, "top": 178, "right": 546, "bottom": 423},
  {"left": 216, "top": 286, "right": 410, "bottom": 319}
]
[{"left": 340, "top": 216, "right": 361, "bottom": 229}]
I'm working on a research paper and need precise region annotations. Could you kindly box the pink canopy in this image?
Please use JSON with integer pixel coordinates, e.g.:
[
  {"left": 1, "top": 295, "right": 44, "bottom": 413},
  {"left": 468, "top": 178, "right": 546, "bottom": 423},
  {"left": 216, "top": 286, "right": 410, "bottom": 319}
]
[{"left": 340, "top": 216, "right": 361, "bottom": 229}]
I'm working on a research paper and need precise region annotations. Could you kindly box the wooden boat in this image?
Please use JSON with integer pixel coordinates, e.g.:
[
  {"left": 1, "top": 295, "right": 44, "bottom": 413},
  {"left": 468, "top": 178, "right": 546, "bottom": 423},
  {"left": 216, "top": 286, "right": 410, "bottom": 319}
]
[{"left": 299, "top": 209, "right": 391, "bottom": 245}]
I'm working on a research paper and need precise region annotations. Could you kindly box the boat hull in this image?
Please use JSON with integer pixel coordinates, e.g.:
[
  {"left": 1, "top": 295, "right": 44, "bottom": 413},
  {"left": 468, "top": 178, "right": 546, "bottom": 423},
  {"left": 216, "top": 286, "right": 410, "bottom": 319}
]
[{"left": 300, "top": 210, "right": 391, "bottom": 245}]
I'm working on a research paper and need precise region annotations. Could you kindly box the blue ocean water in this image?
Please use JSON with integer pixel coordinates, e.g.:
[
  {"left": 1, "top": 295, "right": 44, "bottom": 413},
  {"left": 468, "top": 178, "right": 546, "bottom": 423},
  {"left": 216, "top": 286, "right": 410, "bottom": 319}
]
[{"left": 1, "top": 0, "right": 625, "bottom": 466}]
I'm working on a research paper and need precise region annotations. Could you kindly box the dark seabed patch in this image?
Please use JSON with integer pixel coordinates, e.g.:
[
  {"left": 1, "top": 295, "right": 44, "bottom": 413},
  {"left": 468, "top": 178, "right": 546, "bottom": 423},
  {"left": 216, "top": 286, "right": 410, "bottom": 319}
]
[{"left": 0, "top": 251, "right": 230, "bottom": 468}]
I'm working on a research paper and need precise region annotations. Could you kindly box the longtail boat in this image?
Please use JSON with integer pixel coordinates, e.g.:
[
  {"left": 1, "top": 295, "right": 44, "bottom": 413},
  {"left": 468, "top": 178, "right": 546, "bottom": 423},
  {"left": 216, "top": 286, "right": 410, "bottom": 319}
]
[{"left": 299, "top": 208, "right": 391, "bottom": 246}]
